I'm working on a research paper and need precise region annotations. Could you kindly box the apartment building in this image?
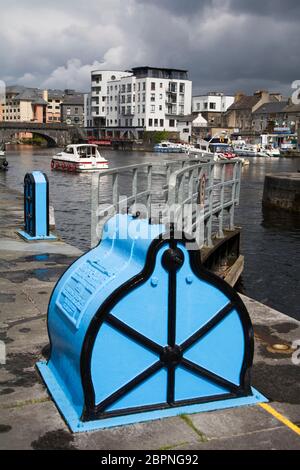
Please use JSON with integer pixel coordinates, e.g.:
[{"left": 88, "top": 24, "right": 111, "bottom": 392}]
[
  {"left": 46, "top": 90, "right": 64, "bottom": 123},
  {"left": 0, "top": 85, "right": 48, "bottom": 123},
  {"left": 60, "top": 92, "right": 85, "bottom": 126},
  {"left": 192, "top": 92, "right": 234, "bottom": 113},
  {"left": 90, "top": 70, "right": 132, "bottom": 127},
  {"left": 104, "top": 66, "right": 192, "bottom": 131}
]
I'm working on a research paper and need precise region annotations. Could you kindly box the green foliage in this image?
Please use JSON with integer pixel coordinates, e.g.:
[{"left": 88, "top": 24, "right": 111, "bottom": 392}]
[
  {"left": 20, "top": 134, "right": 47, "bottom": 146},
  {"left": 143, "top": 130, "right": 170, "bottom": 144}
]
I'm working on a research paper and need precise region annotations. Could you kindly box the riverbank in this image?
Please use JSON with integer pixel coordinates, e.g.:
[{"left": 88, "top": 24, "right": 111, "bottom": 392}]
[{"left": 0, "top": 184, "right": 299, "bottom": 450}]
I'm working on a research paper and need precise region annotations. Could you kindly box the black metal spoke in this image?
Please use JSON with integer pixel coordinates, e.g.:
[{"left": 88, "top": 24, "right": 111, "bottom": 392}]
[
  {"left": 105, "top": 313, "right": 163, "bottom": 355},
  {"left": 180, "top": 302, "right": 235, "bottom": 352},
  {"left": 181, "top": 358, "right": 239, "bottom": 394},
  {"left": 96, "top": 360, "right": 162, "bottom": 413},
  {"left": 167, "top": 366, "right": 175, "bottom": 404}
]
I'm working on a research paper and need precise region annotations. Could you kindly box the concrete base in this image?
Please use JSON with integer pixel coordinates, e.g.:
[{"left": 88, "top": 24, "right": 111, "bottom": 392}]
[
  {"left": 17, "top": 230, "right": 57, "bottom": 241},
  {"left": 36, "top": 361, "right": 267, "bottom": 433}
]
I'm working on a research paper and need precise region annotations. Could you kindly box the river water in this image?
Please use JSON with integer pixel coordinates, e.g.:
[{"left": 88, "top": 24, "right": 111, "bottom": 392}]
[{"left": 1, "top": 145, "right": 299, "bottom": 320}]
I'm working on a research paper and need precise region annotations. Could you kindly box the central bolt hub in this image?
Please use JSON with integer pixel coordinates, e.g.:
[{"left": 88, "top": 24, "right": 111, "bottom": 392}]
[
  {"left": 160, "top": 345, "right": 182, "bottom": 366},
  {"left": 162, "top": 248, "right": 184, "bottom": 271}
]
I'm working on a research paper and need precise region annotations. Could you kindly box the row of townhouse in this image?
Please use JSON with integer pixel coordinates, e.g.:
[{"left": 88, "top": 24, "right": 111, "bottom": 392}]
[
  {"left": 224, "top": 90, "right": 300, "bottom": 134},
  {"left": 0, "top": 86, "right": 85, "bottom": 126}
]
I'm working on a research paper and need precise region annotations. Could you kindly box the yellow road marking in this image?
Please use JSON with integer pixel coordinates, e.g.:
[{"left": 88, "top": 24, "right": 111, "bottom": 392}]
[{"left": 259, "top": 403, "right": 300, "bottom": 436}]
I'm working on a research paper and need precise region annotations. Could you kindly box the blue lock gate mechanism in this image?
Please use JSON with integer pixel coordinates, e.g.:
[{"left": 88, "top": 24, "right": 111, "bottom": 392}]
[
  {"left": 37, "top": 214, "right": 266, "bottom": 432},
  {"left": 18, "top": 171, "right": 56, "bottom": 241}
]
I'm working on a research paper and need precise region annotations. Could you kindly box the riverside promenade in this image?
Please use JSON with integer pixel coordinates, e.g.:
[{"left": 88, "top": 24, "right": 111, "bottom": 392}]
[{"left": 0, "top": 183, "right": 299, "bottom": 450}]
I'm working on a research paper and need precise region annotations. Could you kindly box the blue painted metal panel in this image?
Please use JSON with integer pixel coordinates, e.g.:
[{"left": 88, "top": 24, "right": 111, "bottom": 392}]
[{"left": 37, "top": 215, "right": 267, "bottom": 432}]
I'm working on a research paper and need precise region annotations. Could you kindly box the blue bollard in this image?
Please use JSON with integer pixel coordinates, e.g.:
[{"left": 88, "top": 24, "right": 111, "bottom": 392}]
[
  {"left": 37, "top": 214, "right": 266, "bottom": 432},
  {"left": 18, "top": 171, "right": 56, "bottom": 241}
]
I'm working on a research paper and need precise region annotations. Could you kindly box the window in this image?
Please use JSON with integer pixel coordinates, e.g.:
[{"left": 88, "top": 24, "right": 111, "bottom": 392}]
[
  {"left": 102, "top": 96, "right": 106, "bottom": 102},
  {"left": 151, "top": 93, "right": 155, "bottom": 102},
  {"left": 169, "top": 119, "right": 175, "bottom": 127},
  {"left": 121, "top": 85, "right": 126, "bottom": 92},
  {"left": 142, "top": 104, "right": 145, "bottom": 113},
  {"left": 142, "top": 118, "right": 145, "bottom": 126},
  {"left": 127, "top": 95, "right": 131, "bottom": 103},
  {"left": 159, "top": 94, "right": 163, "bottom": 99},
  {"left": 111, "top": 75, "right": 116, "bottom": 80},
  {"left": 209, "top": 102, "right": 216, "bottom": 110},
  {"left": 160, "top": 119, "right": 164, "bottom": 127},
  {"left": 160, "top": 82, "right": 163, "bottom": 88},
  {"left": 148, "top": 118, "right": 153, "bottom": 127},
  {"left": 154, "top": 119, "right": 158, "bottom": 127},
  {"left": 121, "top": 106, "right": 125, "bottom": 115},
  {"left": 159, "top": 105, "right": 162, "bottom": 111},
  {"left": 142, "top": 82, "right": 146, "bottom": 91},
  {"left": 204, "top": 102, "right": 208, "bottom": 110},
  {"left": 197, "top": 103, "right": 200, "bottom": 110},
  {"left": 138, "top": 118, "right": 140, "bottom": 126},
  {"left": 183, "top": 128, "right": 189, "bottom": 133},
  {"left": 151, "top": 82, "right": 155, "bottom": 91},
  {"left": 142, "top": 93, "right": 146, "bottom": 102},
  {"left": 179, "top": 83, "right": 185, "bottom": 93},
  {"left": 138, "top": 82, "right": 141, "bottom": 91},
  {"left": 151, "top": 105, "right": 155, "bottom": 113},
  {"left": 138, "top": 105, "right": 140, "bottom": 113},
  {"left": 127, "top": 84, "right": 131, "bottom": 93}
]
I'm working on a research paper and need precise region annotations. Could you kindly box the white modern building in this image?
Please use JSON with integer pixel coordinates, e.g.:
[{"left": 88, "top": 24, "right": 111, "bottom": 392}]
[
  {"left": 87, "top": 66, "right": 192, "bottom": 132},
  {"left": 192, "top": 92, "right": 234, "bottom": 113},
  {"left": 90, "top": 70, "right": 132, "bottom": 127}
]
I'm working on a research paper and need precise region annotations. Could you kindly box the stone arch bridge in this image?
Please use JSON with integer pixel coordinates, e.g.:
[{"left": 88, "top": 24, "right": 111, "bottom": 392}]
[{"left": 0, "top": 122, "right": 86, "bottom": 147}]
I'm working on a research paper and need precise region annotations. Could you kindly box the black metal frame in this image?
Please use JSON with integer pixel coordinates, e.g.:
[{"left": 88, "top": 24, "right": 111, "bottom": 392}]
[
  {"left": 80, "top": 229, "right": 254, "bottom": 422},
  {"left": 24, "top": 173, "right": 36, "bottom": 236}
]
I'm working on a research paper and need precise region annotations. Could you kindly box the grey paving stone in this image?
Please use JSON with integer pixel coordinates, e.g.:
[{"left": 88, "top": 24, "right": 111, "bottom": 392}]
[
  {"left": 188, "top": 405, "right": 281, "bottom": 440},
  {"left": 0, "top": 401, "right": 68, "bottom": 450},
  {"left": 177, "top": 427, "right": 300, "bottom": 450},
  {"left": 74, "top": 416, "right": 201, "bottom": 451}
]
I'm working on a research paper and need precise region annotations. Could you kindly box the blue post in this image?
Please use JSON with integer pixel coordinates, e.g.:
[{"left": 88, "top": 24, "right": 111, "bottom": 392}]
[
  {"left": 37, "top": 214, "right": 266, "bottom": 432},
  {"left": 18, "top": 171, "right": 57, "bottom": 241}
]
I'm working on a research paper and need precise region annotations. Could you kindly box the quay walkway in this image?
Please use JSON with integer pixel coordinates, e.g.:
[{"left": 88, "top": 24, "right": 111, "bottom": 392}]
[{"left": 0, "top": 183, "right": 299, "bottom": 449}]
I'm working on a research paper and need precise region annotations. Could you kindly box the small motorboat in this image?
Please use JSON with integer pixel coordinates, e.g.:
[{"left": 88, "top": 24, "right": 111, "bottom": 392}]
[
  {"left": 154, "top": 141, "right": 185, "bottom": 153},
  {"left": 0, "top": 143, "right": 8, "bottom": 171},
  {"left": 51, "top": 144, "right": 108, "bottom": 172}
]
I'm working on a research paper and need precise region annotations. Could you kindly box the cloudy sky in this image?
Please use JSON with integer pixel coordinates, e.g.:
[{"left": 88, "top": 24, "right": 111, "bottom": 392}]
[{"left": 0, "top": 0, "right": 299, "bottom": 96}]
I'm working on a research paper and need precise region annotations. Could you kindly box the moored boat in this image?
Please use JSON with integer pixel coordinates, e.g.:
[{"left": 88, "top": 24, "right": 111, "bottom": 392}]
[
  {"left": 0, "top": 143, "right": 8, "bottom": 171},
  {"left": 51, "top": 144, "right": 108, "bottom": 172}
]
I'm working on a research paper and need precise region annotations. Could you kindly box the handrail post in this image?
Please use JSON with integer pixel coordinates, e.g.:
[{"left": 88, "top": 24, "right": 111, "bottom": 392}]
[
  {"left": 229, "top": 161, "right": 237, "bottom": 230},
  {"left": 206, "top": 162, "right": 214, "bottom": 247},
  {"left": 218, "top": 163, "right": 225, "bottom": 239}
]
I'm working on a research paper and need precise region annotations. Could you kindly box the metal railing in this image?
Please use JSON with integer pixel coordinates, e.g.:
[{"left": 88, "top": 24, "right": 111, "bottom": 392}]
[
  {"left": 167, "top": 159, "right": 242, "bottom": 246},
  {"left": 91, "top": 156, "right": 242, "bottom": 248}
]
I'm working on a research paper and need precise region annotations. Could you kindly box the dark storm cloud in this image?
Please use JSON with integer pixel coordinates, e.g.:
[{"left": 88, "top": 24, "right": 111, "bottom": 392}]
[
  {"left": 0, "top": 0, "right": 299, "bottom": 95},
  {"left": 229, "top": 0, "right": 300, "bottom": 21}
]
